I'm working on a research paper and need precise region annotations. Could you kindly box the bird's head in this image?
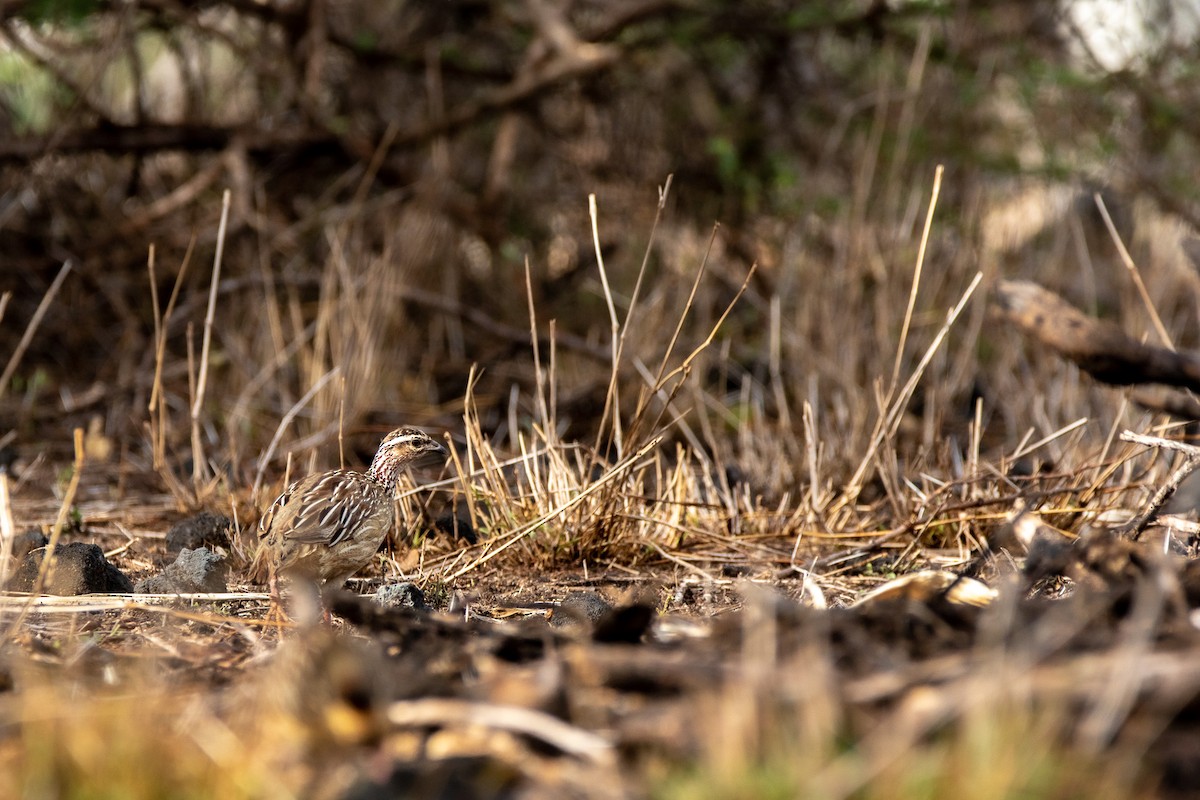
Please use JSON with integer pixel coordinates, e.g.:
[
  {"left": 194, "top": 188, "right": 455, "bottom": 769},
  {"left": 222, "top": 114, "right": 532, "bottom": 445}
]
[{"left": 369, "top": 427, "right": 447, "bottom": 484}]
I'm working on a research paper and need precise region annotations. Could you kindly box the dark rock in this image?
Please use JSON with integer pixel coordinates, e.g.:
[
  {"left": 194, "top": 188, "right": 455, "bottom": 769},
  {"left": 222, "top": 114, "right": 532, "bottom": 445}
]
[
  {"left": 135, "top": 547, "right": 228, "bottom": 593},
  {"left": 724, "top": 464, "right": 747, "bottom": 487},
  {"left": 433, "top": 512, "right": 477, "bottom": 544},
  {"left": 8, "top": 542, "right": 134, "bottom": 594},
  {"left": 166, "top": 512, "right": 232, "bottom": 554},
  {"left": 9, "top": 530, "right": 48, "bottom": 561},
  {"left": 592, "top": 602, "right": 656, "bottom": 644},
  {"left": 545, "top": 592, "right": 656, "bottom": 643},
  {"left": 374, "top": 582, "right": 429, "bottom": 611},
  {"left": 342, "top": 756, "right": 522, "bottom": 800},
  {"left": 0, "top": 446, "right": 17, "bottom": 475}
]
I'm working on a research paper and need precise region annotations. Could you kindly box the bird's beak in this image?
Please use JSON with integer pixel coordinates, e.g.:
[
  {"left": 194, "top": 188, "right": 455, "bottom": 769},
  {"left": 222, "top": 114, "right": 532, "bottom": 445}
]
[{"left": 415, "top": 438, "right": 448, "bottom": 466}]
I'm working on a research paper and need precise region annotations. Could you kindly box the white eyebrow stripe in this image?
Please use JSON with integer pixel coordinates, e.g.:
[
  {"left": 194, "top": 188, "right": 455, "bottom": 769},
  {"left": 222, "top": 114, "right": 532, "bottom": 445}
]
[{"left": 383, "top": 433, "right": 425, "bottom": 447}]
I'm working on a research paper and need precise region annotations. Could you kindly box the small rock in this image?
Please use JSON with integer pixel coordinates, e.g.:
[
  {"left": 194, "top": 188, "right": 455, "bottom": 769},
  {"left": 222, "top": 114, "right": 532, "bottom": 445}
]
[
  {"left": 135, "top": 547, "right": 228, "bottom": 593},
  {"left": 547, "top": 591, "right": 612, "bottom": 629},
  {"left": 0, "top": 446, "right": 17, "bottom": 474},
  {"left": 592, "top": 602, "right": 655, "bottom": 644},
  {"left": 374, "top": 582, "right": 429, "bottom": 611},
  {"left": 8, "top": 542, "right": 134, "bottom": 595},
  {"left": 433, "top": 512, "right": 478, "bottom": 544},
  {"left": 547, "top": 592, "right": 655, "bottom": 643},
  {"left": 724, "top": 464, "right": 747, "bottom": 488},
  {"left": 9, "top": 530, "right": 48, "bottom": 561},
  {"left": 166, "top": 512, "right": 232, "bottom": 554}
]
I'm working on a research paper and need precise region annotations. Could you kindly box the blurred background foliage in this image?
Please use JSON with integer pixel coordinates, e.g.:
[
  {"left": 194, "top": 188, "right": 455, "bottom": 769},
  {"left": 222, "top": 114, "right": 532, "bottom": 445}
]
[{"left": 0, "top": 0, "right": 1198, "bottom": 490}]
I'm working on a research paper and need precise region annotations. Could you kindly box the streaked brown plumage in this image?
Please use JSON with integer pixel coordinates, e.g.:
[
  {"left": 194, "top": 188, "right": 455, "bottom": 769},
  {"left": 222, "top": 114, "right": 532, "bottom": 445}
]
[{"left": 249, "top": 427, "right": 446, "bottom": 605}]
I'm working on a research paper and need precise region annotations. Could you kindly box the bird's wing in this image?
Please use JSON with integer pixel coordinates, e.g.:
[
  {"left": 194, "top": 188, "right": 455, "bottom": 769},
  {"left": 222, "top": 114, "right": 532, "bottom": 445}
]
[{"left": 264, "top": 471, "right": 388, "bottom": 548}]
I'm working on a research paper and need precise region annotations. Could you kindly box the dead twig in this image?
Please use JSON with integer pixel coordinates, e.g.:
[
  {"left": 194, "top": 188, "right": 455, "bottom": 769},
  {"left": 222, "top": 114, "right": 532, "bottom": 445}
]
[
  {"left": 1115, "top": 430, "right": 1200, "bottom": 540},
  {"left": 387, "top": 697, "right": 614, "bottom": 764},
  {"left": 0, "top": 474, "right": 13, "bottom": 587},
  {"left": 191, "top": 190, "right": 232, "bottom": 492},
  {"left": 251, "top": 366, "right": 342, "bottom": 502},
  {"left": 0, "top": 261, "right": 72, "bottom": 402}
]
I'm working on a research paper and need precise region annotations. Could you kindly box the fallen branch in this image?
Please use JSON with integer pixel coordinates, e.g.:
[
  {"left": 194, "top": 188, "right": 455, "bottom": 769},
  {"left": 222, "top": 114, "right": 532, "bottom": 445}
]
[
  {"left": 993, "top": 280, "right": 1200, "bottom": 391},
  {"left": 387, "top": 698, "right": 614, "bottom": 764}
]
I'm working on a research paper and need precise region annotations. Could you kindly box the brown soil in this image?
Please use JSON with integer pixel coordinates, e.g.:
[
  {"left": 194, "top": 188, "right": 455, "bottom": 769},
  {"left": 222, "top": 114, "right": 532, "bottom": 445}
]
[{"left": 4, "top": 466, "right": 1200, "bottom": 800}]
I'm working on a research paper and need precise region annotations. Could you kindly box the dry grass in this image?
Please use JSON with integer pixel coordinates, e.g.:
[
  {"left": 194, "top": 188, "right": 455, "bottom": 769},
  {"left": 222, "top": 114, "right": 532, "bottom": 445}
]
[
  {"left": 0, "top": 177, "right": 1194, "bottom": 800},
  {"left": 1, "top": 157, "right": 1198, "bottom": 799},
  {"left": 7, "top": 5, "right": 1200, "bottom": 794}
]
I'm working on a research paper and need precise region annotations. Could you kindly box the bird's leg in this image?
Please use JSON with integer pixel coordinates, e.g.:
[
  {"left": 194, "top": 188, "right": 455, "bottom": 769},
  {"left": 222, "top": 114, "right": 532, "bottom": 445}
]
[
  {"left": 265, "top": 566, "right": 290, "bottom": 628},
  {"left": 319, "top": 583, "right": 333, "bottom": 625}
]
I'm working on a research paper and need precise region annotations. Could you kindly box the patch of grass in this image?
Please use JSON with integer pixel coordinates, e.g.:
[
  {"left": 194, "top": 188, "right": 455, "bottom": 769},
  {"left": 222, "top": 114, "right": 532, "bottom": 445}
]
[
  {"left": 650, "top": 675, "right": 1152, "bottom": 800},
  {"left": 0, "top": 681, "right": 277, "bottom": 800}
]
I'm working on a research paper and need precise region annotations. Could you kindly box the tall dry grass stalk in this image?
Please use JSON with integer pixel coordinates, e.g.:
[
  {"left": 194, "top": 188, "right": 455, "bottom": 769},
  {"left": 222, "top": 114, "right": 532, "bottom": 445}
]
[{"left": 0, "top": 261, "right": 71, "bottom": 404}]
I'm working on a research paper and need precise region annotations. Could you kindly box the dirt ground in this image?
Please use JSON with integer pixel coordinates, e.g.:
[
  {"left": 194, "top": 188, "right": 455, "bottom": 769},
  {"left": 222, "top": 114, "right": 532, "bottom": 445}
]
[{"left": 4, "top": 455, "right": 1200, "bottom": 800}]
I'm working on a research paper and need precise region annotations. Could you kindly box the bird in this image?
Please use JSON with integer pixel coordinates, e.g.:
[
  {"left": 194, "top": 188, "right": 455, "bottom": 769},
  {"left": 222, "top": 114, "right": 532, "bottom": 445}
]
[{"left": 249, "top": 427, "right": 447, "bottom": 617}]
